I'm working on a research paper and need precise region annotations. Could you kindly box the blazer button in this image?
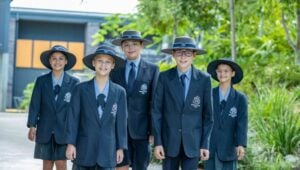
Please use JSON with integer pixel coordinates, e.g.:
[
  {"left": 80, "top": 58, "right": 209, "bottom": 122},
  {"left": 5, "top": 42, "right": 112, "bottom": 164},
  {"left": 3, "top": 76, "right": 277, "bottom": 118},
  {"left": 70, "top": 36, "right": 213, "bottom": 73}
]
[{"left": 178, "top": 129, "right": 182, "bottom": 132}]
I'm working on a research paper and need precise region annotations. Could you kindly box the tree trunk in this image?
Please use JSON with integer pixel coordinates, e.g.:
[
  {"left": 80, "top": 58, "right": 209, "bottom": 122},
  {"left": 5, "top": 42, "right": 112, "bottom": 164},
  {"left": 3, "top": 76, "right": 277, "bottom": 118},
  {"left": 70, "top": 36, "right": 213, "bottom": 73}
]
[
  {"left": 229, "top": 0, "right": 236, "bottom": 61},
  {"left": 296, "top": 0, "right": 300, "bottom": 65}
]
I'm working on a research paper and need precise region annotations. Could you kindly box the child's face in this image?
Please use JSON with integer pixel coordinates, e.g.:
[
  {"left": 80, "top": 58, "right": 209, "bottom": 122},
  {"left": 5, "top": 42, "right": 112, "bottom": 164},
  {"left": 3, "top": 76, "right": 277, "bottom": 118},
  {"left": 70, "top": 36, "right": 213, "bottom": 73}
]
[
  {"left": 92, "top": 54, "right": 115, "bottom": 77},
  {"left": 121, "top": 40, "right": 144, "bottom": 60},
  {"left": 173, "top": 49, "right": 196, "bottom": 72},
  {"left": 216, "top": 64, "right": 235, "bottom": 84},
  {"left": 49, "top": 52, "right": 68, "bottom": 71}
]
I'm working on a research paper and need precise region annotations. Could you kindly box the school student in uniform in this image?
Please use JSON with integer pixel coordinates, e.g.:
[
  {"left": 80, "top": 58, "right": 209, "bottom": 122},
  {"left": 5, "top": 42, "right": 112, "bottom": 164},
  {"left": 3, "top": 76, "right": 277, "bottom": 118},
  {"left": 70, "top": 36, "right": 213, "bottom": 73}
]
[
  {"left": 152, "top": 36, "right": 214, "bottom": 170},
  {"left": 65, "top": 45, "right": 127, "bottom": 170},
  {"left": 110, "top": 30, "right": 159, "bottom": 170},
  {"left": 27, "top": 45, "right": 79, "bottom": 170},
  {"left": 205, "top": 58, "right": 248, "bottom": 170}
]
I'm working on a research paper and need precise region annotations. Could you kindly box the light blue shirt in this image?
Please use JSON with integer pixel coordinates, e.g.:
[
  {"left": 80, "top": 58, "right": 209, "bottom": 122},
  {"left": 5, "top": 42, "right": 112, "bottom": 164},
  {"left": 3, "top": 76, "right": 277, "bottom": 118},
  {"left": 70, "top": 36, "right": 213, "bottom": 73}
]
[
  {"left": 177, "top": 67, "right": 192, "bottom": 100},
  {"left": 94, "top": 79, "right": 109, "bottom": 118},
  {"left": 52, "top": 72, "right": 64, "bottom": 100},
  {"left": 219, "top": 86, "right": 231, "bottom": 102},
  {"left": 125, "top": 57, "right": 141, "bottom": 83}
]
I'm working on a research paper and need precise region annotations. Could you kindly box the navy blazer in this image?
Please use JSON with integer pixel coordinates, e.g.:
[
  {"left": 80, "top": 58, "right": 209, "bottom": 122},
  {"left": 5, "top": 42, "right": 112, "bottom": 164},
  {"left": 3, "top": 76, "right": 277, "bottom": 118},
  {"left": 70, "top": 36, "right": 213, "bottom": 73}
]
[
  {"left": 65, "top": 79, "right": 128, "bottom": 167},
  {"left": 152, "top": 66, "right": 214, "bottom": 158},
  {"left": 110, "top": 59, "right": 159, "bottom": 139},
  {"left": 27, "top": 72, "right": 79, "bottom": 144},
  {"left": 209, "top": 87, "right": 248, "bottom": 161}
]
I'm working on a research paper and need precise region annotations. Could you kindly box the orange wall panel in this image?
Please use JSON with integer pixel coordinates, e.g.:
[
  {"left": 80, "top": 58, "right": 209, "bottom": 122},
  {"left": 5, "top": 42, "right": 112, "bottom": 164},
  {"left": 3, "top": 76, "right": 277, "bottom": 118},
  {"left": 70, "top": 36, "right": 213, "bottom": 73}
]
[
  {"left": 33, "top": 40, "right": 50, "bottom": 69},
  {"left": 68, "top": 42, "right": 84, "bottom": 70},
  {"left": 16, "top": 39, "right": 33, "bottom": 68}
]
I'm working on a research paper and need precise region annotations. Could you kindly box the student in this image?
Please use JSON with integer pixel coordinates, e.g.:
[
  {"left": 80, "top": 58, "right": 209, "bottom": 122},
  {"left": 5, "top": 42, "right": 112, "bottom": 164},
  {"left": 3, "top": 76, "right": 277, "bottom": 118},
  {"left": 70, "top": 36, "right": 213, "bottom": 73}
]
[
  {"left": 205, "top": 58, "right": 248, "bottom": 170},
  {"left": 27, "top": 45, "right": 79, "bottom": 170},
  {"left": 110, "top": 30, "right": 159, "bottom": 170},
  {"left": 65, "top": 45, "right": 127, "bottom": 170},
  {"left": 152, "top": 36, "right": 214, "bottom": 170}
]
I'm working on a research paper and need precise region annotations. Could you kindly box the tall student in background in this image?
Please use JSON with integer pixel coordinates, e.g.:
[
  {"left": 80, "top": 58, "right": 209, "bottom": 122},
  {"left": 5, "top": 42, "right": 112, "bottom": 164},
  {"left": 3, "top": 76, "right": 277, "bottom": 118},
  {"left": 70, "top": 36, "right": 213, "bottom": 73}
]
[
  {"left": 111, "top": 30, "right": 159, "bottom": 170},
  {"left": 65, "top": 45, "right": 127, "bottom": 170},
  {"left": 152, "top": 36, "right": 214, "bottom": 170},
  {"left": 205, "top": 58, "right": 248, "bottom": 170},
  {"left": 27, "top": 45, "right": 79, "bottom": 170}
]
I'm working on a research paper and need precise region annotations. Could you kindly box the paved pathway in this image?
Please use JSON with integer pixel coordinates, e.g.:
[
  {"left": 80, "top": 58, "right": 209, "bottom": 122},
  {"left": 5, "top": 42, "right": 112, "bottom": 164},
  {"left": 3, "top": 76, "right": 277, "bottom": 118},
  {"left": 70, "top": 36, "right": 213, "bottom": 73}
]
[{"left": 0, "top": 112, "right": 161, "bottom": 170}]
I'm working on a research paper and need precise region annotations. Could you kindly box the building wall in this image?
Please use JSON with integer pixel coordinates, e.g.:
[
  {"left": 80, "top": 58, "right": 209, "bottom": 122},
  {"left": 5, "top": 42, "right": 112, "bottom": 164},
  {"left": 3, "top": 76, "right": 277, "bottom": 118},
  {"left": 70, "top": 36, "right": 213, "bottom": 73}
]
[{"left": 7, "top": 18, "right": 16, "bottom": 108}]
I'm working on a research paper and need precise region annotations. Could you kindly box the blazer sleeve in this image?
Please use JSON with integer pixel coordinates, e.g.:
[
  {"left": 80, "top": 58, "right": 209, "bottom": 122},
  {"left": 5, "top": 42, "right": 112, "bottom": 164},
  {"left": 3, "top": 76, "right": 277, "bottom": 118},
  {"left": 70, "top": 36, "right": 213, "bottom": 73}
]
[
  {"left": 27, "top": 78, "right": 42, "bottom": 128},
  {"left": 151, "top": 74, "right": 164, "bottom": 146},
  {"left": 237, "top": 93, "right": 248, "bottom": 147},
  {"left": 200, "top": 76, "right": 214, "bottom": 149},
  {"left": 65, "top": 84, "right": 81, "bottom": 145},
  {"left": 116, "top": 88, "right": 128, "bottom": 150},
  {"left": 148, "top": 66, "right": 160, "bottom": 136}
]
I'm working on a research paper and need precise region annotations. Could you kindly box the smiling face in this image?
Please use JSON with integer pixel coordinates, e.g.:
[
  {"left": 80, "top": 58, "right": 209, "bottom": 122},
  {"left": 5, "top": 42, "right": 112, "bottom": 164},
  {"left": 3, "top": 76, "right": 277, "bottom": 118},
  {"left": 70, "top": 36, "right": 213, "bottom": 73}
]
[
  {"left": 92, "top": 54, "right": 115, "bottom": 77},
  {"left": 173, "top": 49, "right": 196, "bottom": 72},
  {"left": 49, "top": 52, "right": 68, "bottom": 71},
  {"left": 121, "top": 40, "right": 144, "bottom": 60},
  {"left": 216, "top": 64, "right": 235, "bottom": 84}
]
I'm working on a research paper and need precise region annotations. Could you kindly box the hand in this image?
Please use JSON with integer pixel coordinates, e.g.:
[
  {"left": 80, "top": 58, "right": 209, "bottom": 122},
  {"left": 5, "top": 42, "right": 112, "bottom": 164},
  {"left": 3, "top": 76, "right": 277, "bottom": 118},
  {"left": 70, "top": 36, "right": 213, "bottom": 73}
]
[
  {"left": 116, "top": 149, "right": 124, "bottom": 164},
  {"left": 236, "top": 146, "right": 245, "bottom": 160},
  {"left": 66, "top": 144, "right": 76, "bottom": 160},
  {"left": 200, "top": 149, "right": 209, "bottom": 160},
  {"left": 149, "top": 135, "right": 154, "bottom": 145},
  {"left": 154, "top": 145, "right": 165, "bottom": 160},
  {"left": 27, "top": 127, "right": 36, "bottom": 141}
]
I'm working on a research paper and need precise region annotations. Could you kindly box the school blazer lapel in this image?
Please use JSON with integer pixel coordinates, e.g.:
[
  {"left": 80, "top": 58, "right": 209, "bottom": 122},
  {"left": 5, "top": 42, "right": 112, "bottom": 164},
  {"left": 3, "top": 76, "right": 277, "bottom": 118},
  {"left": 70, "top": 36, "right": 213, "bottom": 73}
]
[
  {"left": 85, "top": 79, "right": 102, "bottom": 127},
  {"left": 128, "top": 59, "right": 147, "bottom": 96},
  {"left": 168, "top": 68, "right": 184, "bottom": 111},
  {"left": 99, "top": 81, "right": 116, "bottom": 126},
  {"left": 183, "top": 66, "right": 200, "bottom": 111},
  {"left": 44, "top": 73, "right": 56, "bottom": 110},
  {"left": 222, "top": 87, "right": 236, "bottom": 120},
  {"left": 213, "top": 87, "right": 223, "bottom": 126},
  {"left": 56, "top": 73, "right": 71, "bottom": 110}
]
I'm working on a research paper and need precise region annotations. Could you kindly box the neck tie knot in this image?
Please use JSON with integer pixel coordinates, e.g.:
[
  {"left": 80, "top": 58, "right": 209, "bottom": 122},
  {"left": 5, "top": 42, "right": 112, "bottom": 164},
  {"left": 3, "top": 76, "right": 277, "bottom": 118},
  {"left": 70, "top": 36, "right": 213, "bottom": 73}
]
[
  {"left": 220, "top": 100, "right": 226, "bottom": 111},
  {"left": 97, "top": 94, "right": 106, "bottom": 108},
  {"left": 54, "top": 85, "right": 61, "bottom": 95}
]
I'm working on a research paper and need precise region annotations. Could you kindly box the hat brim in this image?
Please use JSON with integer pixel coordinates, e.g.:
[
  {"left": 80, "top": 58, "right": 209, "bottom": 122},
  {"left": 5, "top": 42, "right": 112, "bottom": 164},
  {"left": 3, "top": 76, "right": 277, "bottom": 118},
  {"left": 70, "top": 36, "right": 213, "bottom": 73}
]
[
  {"left": 83, "top": 53, "right": 125, "bottom": 71},
  {"left": 161, "top": 47, "right": 207, "bottom": 55},
  {"left": 207, "top": 59, "right": 243, "bottom": 84},
  {"left": 40, "top": 50, "right": 77, "bottom": 70},
  {"left": 112, "top": 38, "right": 152, "bottom": 46}
]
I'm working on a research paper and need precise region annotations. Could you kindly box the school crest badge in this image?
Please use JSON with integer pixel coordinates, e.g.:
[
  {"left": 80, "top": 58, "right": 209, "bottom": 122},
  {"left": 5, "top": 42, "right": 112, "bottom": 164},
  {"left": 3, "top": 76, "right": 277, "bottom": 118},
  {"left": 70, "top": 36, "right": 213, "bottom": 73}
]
[
  {"left": 191, "top": 96, "right": 201, "bottom": 108},
  {"left": 139, "top": 83, "right": 148, "bottom": 95},
  {"left": 228, "top": 107, "right": 237, "bottom": 118},
  {"left": 64, "top": 92, "right": 71, "bottom": 103},
  {"left": 111, "top": 103, "right": 118, "bottom": 116}
]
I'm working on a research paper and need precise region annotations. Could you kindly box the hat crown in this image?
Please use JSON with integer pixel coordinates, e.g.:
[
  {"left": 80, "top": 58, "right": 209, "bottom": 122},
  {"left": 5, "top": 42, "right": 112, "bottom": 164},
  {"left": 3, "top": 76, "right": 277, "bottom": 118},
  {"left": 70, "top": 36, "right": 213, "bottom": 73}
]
[
  {"left": 172, "top": 36, "right": 197, "bottom": 48},
  {"left": 94, "top": 45, "right": 117, "bottom": 57},
  {"left": 51, "top": 45, "right": 68, "bottom": 52},
  {"left": 121, "top": 30, "right": 142, "bottom": 39}
]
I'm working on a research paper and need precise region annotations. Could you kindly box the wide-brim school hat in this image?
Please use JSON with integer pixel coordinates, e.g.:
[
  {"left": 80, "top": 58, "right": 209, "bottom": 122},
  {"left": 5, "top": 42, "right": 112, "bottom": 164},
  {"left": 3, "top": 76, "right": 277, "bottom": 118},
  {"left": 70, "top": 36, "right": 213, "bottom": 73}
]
[
  {"left": 83, "top": 45, "right": 125, "bottom": 71},
  {"left": 112, "top": 30, "right": 152, "bottom": 46},
  {"left": 207, "top": 58, "right": 243, "bottom": 84},
  {"left": 161, "top": 36, "right": 206, "bottom": 55},
  {"left": 40, "top": 45, "right": 77, "bottom": 71}
]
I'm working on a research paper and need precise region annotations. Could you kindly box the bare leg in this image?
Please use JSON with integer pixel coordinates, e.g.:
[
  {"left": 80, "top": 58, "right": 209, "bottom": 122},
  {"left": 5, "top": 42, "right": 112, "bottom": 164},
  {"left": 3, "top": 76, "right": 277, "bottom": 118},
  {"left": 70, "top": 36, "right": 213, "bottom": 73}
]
[
  {"left": 43, "top": 160, "right": 54, "bottom": 170},
  {"left": 55, "top": 160, "right": 67, "bottom": 170},
  {"left": 116, "top": 165, "right": 129, "bottom": 170}
]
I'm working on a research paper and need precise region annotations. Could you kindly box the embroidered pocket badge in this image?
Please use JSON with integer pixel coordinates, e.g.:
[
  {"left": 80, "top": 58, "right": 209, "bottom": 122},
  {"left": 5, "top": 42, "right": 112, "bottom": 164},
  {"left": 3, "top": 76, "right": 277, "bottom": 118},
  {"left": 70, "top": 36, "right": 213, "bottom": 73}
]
[
  {"left": 139, "top": 83, "right": 148, "bottom": 95},
  {"left": 111, "top": 103, "right": 118, "bottom": 116},
  {"left": 228, "top": 107, "right": 237, "bottom": 118},
  {"left": 191, "top": 96, "right": 201, "bottom": 108},
  {"left": 64, "top": 92, "right": 71, "bottom": 103}
]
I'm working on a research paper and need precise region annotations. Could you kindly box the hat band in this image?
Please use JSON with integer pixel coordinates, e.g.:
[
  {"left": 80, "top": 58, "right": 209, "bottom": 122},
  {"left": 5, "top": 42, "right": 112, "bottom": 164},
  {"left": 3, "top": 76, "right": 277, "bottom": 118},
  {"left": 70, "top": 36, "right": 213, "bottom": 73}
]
[
  {"left": 95, "top": 49, "right": 116, "bottom": 56},
  {"left": 122, "top": 35, "right": 142, "bottom": 39},
  {"left": 173, "top": 43, "right": 196, "bottom": 48},
  {"left": 52, "top": 46, "right": 67, "bottom": 51}
]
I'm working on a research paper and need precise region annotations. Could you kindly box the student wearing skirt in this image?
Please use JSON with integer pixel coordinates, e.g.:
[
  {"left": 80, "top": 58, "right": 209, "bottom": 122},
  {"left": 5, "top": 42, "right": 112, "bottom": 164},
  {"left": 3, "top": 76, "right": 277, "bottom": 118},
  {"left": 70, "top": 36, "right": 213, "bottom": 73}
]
[
  {"left": 27, "top": 45, "right": 79, "bottom": 170},
  {"left": 205, "top": 58, "right": 248, "bottom": 170}
]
